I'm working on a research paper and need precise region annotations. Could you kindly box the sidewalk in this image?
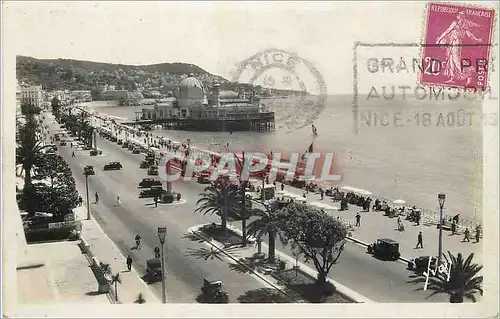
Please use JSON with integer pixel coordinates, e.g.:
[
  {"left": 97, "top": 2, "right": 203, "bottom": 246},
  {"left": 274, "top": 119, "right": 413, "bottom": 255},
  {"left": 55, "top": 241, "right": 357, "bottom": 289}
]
[
  {"left": 253, "top": 180, "right": 482, "bottom": 263},
  {"left": 74, "top": 206, "right": 160, "bottom": 304}
]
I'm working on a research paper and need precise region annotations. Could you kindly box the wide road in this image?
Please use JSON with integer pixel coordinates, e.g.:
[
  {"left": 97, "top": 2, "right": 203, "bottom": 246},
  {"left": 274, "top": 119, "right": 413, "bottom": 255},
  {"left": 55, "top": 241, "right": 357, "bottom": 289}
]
[
  {"left": 59, "top": 123, "right": 446, "bottom": 303},
  {"left": 54, "top": 135, "right": 271, "bottom": 303}
]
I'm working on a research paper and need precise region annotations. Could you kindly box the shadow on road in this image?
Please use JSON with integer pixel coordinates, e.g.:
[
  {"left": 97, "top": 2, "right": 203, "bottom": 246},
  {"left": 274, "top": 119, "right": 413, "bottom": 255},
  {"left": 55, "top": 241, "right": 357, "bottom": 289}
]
[
  {"left": 237, "top": 288, "right": 291, "bottom": 303},
  {"left": 182, "top": 232, "right": 207, "bottom": 243}
]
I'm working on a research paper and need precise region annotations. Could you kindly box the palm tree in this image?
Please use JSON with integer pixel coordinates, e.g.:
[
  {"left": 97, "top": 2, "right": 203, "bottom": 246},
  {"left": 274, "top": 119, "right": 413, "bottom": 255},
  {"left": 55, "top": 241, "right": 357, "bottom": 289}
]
[
  {"left": 16, "top": 115, "right": 56, "bottom": 188},
  {"left": 411, "top": 252, "right": 483, "bottom": 303},
  {"left": 195, "top": 183, "right": 242, "bottom": 233},
  {"left": 246, "top": 201, "right": 280, "bottom": 263}
]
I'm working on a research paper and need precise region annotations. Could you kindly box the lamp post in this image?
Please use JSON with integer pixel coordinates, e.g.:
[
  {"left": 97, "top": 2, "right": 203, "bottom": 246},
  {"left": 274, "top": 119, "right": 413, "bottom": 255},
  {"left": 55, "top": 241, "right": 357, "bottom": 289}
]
[
  {"left": 157, "top": 226, "right": 167, "bottom": 304},
  {"left": 83, "top": 166, "right": 92, "bottom": 220},
  {"left": 437, "top": 193, "right": 446, "bottom": 265}
]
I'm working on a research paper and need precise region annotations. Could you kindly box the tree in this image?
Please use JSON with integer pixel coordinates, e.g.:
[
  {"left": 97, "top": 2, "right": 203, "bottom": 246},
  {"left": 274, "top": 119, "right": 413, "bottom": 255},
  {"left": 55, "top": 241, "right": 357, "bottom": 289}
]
[
  {"left": 195, "top": 184, "right": 242, "bottom": 233},
  {"left": 30, "top": 152, "right": 79, "bottom": 217},
  {"left": 246, "top": 200, "right": 281, "bottom": 263},
  {"left": 51, "top": 97, "right": 61, "bottom": 120},
  {"left": 16, "top": 113, "right": 56, "bottom": 190},
  {"left": 274, "top": 202, "right": 348, "bottom": 285},
  {"left": 411, "top": 252, "right": 483, "bottom": 303},
  {"left": 111, "top": 273, "right": 122, "bottom": 302}
]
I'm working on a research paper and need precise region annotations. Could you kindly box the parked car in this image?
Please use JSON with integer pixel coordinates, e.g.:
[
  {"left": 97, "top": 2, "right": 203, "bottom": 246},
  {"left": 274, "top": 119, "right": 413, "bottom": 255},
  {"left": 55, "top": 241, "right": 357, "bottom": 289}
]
[
  {"left": 128, "top": 144, "right": 134, "bottom": 151},
  {"left": 138, "top": 178, "right": 162, "bottom": 188},
  {"left": 60, "top": 141, "right": 67, "bottom": 146},
  {"left": 103, "top": 161, "right": 123, "bottom": 170},
  {"left": 133, "top": 148, "right": 141, "bottom": 154},
  {"left": 117, "top": 139, "right": 123, "bottom": 145},
  {"left": 139, "top": 186, "right": 167, "bottom": 198},
  {"left": 110, "top": 136, "right": 118, "bottom": 142},
  {"left": 367, "top": 238, "right": 401, "bottom": 261},
  {"left": 148, "top": 166, "right": 159, "bottom": 175},
  {"left": 407, "top": 256, "right": 437, "bottom": 274},
  {"left": 140, "top": 161, "right": 150, "bottom": 169},
  {"left": 122, "top": 142, "right": 129, "bottom": 148}
]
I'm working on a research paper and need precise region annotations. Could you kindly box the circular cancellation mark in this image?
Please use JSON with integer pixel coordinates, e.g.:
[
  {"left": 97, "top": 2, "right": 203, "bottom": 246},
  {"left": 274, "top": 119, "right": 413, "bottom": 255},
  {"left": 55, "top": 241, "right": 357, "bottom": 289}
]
[{"left": 231, "top": 48, "right": 328, "bottom": 133}]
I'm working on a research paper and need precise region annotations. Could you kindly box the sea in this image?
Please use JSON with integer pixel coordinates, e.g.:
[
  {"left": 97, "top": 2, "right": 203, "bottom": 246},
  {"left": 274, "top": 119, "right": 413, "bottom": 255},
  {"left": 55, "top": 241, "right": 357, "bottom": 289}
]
[{"left": 85, "top": 94, "right": 485, "bottom": 222}]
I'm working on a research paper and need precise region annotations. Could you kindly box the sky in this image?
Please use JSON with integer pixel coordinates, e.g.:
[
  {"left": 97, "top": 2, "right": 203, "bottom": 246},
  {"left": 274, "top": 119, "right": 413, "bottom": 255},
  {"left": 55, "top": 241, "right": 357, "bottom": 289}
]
[{"left": 3, "top": 1, "right": 498, "bottom": 94}]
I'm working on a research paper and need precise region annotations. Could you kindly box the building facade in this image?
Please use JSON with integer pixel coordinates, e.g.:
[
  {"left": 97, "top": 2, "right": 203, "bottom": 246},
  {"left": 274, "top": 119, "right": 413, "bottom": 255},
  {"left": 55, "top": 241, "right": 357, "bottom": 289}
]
[{"left": 20, "top": 85, "right": 43, "bottom": 107}]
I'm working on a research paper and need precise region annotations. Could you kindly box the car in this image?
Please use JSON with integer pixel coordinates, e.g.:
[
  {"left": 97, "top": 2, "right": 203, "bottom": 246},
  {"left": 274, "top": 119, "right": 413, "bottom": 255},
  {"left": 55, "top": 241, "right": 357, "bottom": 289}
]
[
  {"left": 60, "top": 141, "right": 67, "bottom": 146},
  {"left": 128, "top": 144, "right": 134, "bottom": 151},
  {"left": 117, "top": 139, "right": 123, "bottom": 145},
  {"left": 140, "top": 161, "right": 150, "bottom": 169},
  {"left": 110, "top": 136, "right": 118, "bottom": 142},
  {"left": 133, "top": 148, "right": 141, "bottom": 154},
  {"left": 407, "top": 256, "right": 437, "bottom": 274},
  {"left": 139, "top": 186, "right": 167, "bottom": 198},
  {"left": 367, "top": 238, "right": 401, "bottom": 261},
  {"left": 122, "top": 142, "right": 129, "bottom": 148},
  {"left": 148, "top": 166, "right": 159, "bottom": 175},
  {"left": 84, "top": 165, "right": 95, "bottom": 175},
  {"left": 138, "top": 178, "right": 162, "bottom": 188},
  {"left": 104, "top": 161, "right": 123, "bottom": 170}
]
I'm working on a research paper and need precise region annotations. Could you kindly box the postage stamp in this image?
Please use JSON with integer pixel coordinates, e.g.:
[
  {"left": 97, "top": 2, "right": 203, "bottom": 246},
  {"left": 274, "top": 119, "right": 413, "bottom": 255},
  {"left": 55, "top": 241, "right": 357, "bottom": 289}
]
[
  {"left": 230, "top": 48, "right": 327, "bottom": 132},
  {"left": 420, "top": 2, "right": 496, "bottom": 89}
]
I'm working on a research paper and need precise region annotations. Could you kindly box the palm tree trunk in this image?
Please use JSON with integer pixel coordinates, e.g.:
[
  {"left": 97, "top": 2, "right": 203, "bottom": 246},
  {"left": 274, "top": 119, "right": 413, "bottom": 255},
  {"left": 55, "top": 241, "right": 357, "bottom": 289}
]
[
  {"left": 242, "top": 218, "right": 247, "bottom": 247},
  {"left": 268, "top": 230, "right": 276, "bottom": 263}
]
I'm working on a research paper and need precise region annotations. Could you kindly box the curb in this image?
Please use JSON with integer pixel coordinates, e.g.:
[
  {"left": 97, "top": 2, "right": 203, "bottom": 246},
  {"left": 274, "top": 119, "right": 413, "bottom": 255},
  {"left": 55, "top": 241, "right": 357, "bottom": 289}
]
[
  {"left": 346, "top": 236, "right": 411, "bottom": 263},
  {"left": 188, "top": 227, "right": 299, "bottom": 303}
]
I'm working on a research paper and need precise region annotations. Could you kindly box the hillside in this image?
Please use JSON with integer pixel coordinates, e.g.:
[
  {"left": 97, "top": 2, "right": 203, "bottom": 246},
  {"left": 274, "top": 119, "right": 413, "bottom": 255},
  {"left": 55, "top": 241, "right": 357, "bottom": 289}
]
[
  {"left": 16, "top": 55, "right": 227, "bottom": 92},
  {"left": 16, "top": 55, "right": 308, "bottom": 97}
]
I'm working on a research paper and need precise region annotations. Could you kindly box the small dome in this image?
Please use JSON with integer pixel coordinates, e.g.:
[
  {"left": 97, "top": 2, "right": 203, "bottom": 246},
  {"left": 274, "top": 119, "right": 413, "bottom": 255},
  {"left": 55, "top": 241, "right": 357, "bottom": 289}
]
[
  {"left": 218, "top": 90, "right": 239, "bottom": 99},
  {"left": 178, "top": 75, "right": 203, "bottom": 91}
]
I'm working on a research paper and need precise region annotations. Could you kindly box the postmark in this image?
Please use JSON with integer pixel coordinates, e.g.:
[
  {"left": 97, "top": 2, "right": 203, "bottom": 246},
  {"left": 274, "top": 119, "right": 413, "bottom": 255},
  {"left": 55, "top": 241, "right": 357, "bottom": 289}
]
[
  {"left": 420, "top": 2, "right": 495, "bottom": 89},
  {"left": 230, "top": 48, "right": 327, "bottom": 133}
]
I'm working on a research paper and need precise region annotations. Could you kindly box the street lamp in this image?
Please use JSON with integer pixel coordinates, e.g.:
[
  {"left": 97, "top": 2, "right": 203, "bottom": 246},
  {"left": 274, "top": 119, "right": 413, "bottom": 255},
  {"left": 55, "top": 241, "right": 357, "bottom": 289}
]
[
  {"left": 437, "top": 193, "right": 446, "bottom": 265},
  {"left": 83, "top": 166, "right": 93, "bottom": 220},
  {"left": 157, "top": 226, "right": 167, "bottom": 304}
]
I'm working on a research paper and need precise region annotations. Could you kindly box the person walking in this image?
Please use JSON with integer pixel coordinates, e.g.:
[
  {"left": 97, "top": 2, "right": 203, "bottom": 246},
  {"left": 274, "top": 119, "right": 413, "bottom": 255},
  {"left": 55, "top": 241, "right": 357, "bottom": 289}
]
[
  {"left": 415, "top": 231, "right": 423, "bottom": 248},
  {"left": 78, "top": 196, "right": 83, "bottom": 207},
  {"left": 463, "top": 228, "right": 470, "bottom": 242},
  {"left": 154, "top": 245, "right": 161, "bottom": 258},
  {"left": 71, "top": 151, "right": 75, "bottom": 157},
  {"left": 355, "top": 212, "right": 361, "bottom": 227},
  {"left": 320, "top": 188, "right": 324, "bottom": 200},
  {"left": 126, "top": 255, "right": 133, "bottom": 271},
  {"left": 135, "top": 234, "right": 142, "bottom": 250},
  {"left": 154, "top": 195, "right": 158, "bottom": 208},
  {"left": 116, "top": 194, "right": 121, "bottom": 206},
  {"left": 475, "top": 225, "right": 481, "bottom": 243},
  {"left": 95, "top": 192, "right": 99, "bottom": 203},
  {"left": 451, "top": 220, "right": 457, "bottom": 235}
]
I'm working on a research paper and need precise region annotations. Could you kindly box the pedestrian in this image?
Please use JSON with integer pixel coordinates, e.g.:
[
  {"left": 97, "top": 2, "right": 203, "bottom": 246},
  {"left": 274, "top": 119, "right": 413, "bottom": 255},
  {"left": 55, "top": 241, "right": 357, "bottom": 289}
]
[
  {"left": 126, "top": 255, "right": 133, "bottom": 271},
  {"left": 78, "top": 196, "right": 83, "bottom": 206},
  {"left": 451, "top": 220, "right": 457, "bottom": 235},
  {"left": 154, "top": 245, "right": 161, "bottom": 258},
  {"left": 415, "top": 231, "right": 423, "bottom": 248},
  {"left": 116, "top": 194, "right": 121, "bottom": 206},
  {"left": 281, "top": 183, "right": 284, "bottom": 191},
  {"left": 475, "top": 225, "right": 481, "bottom": 243},
  {"left": 355, "top": 212, "right": 361, "bottom": 227},
  {"left": 154, "top": 195, "right": 158, "bottom": 208},
  {"left": 71, "top": 151, "right": 75, "bottom": 157},
  {"left": 463, "top": 228, "right": 470, "bottom": 242},
  {"left": 95, "top": 192, "right": 99, "bottom": 203},
  {"left": 320, "top": 188, "right": 324, "bottom": 200}
]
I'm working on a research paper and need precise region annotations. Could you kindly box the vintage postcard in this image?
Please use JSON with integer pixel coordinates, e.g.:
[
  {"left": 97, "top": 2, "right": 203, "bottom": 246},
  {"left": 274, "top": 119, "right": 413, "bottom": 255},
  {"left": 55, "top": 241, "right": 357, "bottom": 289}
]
[{"left": 1, "top": 1, "right": 498, "bottom": 318}]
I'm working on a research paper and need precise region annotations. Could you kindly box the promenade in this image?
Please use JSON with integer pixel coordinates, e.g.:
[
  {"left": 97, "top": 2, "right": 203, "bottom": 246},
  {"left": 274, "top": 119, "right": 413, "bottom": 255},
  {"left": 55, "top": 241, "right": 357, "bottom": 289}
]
[
  {"left": 44, "top": 107, "right": 477, "bottom": 302},
  {"left": 93, "top": 112, "right": 482, "bottom": 265}
]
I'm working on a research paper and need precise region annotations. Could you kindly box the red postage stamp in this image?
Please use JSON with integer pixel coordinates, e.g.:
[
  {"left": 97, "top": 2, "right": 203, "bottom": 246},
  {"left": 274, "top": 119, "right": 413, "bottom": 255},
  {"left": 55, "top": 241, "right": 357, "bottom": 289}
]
[{"left": 420, "top": 3, "right": 495, "bottom": 90}]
